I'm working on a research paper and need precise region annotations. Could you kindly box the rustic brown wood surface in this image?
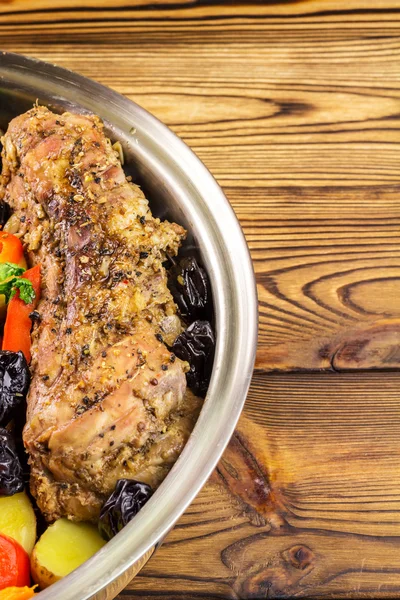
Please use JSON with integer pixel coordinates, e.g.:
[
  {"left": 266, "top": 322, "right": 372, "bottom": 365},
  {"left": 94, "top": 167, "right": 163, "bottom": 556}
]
[{"left": 2, "top": 0, "right": 400, "bottom": 597}]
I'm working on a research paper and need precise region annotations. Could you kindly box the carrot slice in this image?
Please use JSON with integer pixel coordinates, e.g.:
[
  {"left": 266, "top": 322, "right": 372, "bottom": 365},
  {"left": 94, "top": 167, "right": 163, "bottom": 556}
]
[
  {"left": 0, "top": 587, "right": 36, "bottom": 599},
  {"left": 0, "top": 233, "right": 25, "bottom": 268}
]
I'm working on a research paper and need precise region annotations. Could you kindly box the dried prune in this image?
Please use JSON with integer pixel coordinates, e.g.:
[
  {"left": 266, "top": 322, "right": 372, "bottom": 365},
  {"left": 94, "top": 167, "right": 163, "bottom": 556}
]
[
  {"left": 172, "top": 320, "right": 215, "bottom": 397},
  {"left": 0, "top": 202, "right": 11, "bottom": 229},
  {"left": 98, "top": 479, "right": 153, "bottom": 540},
  {"left": 168, "top": 257, "right": 211, "bottom": 322},
  {"left": 0, "top": 351, "right": 30, "bottom": 427},
  {"left": 0, "top": 428, "right": 24, "bottom": 496}
]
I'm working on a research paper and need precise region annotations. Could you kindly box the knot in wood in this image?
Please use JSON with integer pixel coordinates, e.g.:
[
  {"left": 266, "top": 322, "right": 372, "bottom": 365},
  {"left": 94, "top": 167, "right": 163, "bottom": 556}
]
[{"left": 282, "top": 544, "right": 314, "bottom": 570}]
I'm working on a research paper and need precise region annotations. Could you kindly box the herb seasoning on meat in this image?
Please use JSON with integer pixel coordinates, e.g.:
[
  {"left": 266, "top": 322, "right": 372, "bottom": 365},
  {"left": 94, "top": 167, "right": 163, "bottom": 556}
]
[{"left": 0, "top": 105, "right": 207, "bottom": 523}]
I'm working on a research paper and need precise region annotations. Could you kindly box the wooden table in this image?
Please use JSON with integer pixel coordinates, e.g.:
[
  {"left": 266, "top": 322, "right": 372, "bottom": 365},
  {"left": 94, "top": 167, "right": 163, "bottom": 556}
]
[{"left": 3, "top": 1, "right": 400, "bottom": 597}]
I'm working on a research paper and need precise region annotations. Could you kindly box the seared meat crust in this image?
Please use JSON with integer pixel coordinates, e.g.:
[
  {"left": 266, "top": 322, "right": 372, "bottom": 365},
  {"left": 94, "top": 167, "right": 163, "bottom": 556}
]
[{"left": 0, "top": 106, "right": 201, "bottom": 522}]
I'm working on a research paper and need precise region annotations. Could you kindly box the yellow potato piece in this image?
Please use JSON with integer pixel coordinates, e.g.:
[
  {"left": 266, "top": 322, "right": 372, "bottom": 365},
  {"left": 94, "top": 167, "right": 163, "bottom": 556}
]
[
  {"left": 0, "top": 294, "right": 7, "bottom": 320},
  {"left": 0, "top": 492, "right": 36, "bottom": 554},
  {"left": 31, "top": 518, "right": 106, "bottom": 589}
]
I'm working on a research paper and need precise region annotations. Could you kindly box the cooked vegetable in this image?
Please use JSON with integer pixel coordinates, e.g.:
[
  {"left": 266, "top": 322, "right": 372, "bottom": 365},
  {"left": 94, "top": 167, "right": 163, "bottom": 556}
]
[
  {"left": 168, "top": 257, "right": 211, "bottom": 322},
  {"left": 0, "top": 586, "right": 36, "bottom": 600},
  {"left": 0, "top": 492, "right": 37, "bottom": 555},
  {"left": 0, "top": 534, "right": 30, "bottom": 590},
  {"left": 0, "top": 351, "right": 30, "bottom": 426},
  {"left": 0, "top": 429, "right": 24, "bottom": 496},
  {"left": 0, "top": 233, "right": 26, "bottom": 269},
  {"left": 0, "top": 296, "right": 6, "bottom": 321},
  {"left": 3, "top": 265, "right": 41, "bottom": 362},
  {"left": 30, "top": 519, "right": 106, "bottom": 589},
  {"left": 172, "top": 320, "right": 215, "bottom": 396},
  {"left": 0, "top": 203, "right": 11, "bottom": 231},
  {"left": 0, "top": 264, "right": 25, "bottom": 281},
  {"left": 98, "top": 479, "right": 153, "bottom": 541},
  {"left": 0, "top": 264, "right": 34, "bottom": 305}
]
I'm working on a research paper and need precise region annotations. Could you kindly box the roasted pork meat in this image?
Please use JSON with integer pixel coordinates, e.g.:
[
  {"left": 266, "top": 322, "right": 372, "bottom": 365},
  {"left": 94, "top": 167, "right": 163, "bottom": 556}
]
[{"left": 0, "top": 106, "right": 201, "bottom": 522}]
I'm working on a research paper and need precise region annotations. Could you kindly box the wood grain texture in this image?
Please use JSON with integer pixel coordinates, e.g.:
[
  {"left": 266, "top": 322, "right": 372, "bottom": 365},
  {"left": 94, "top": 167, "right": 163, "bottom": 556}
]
[
  {"left": 1, "top": 0, "right": 400, "bottom": 597},
  {"left": 127, "top": 372, "right": 400, "bottom": 599}
]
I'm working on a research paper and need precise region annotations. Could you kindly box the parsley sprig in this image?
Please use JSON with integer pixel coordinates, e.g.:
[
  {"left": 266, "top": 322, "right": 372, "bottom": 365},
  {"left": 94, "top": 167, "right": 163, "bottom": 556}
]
[{"left": 0, "top": 262, "right": 35, "bottom": 304}]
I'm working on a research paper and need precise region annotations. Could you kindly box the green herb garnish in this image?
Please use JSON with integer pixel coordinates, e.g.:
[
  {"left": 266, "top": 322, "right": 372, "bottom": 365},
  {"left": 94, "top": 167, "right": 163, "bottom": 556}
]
[
  {"left": 0, "top": 262, "right": 25, "bottom": 281},
  {"left": 0, "top": 262, "right": 35, "bottom": 304}
]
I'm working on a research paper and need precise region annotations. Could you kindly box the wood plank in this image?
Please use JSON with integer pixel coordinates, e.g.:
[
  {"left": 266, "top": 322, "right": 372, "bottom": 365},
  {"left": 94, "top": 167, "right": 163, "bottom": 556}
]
[
  {"left": 3, "top": 1, "right": 400, "bottom": 21},
  {"left": 3, "top": 4, "right": 400, "bottom": 372},
  {"left": 128, "top": 371, "right": 400, "bottom": 598},
  {"left": 1, "top": 1, "right": 400, "bottom": 598}
]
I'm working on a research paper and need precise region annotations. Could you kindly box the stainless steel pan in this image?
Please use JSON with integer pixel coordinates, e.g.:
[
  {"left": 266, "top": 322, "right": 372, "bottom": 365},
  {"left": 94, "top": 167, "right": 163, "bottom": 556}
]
[{"left": 0, "top": 52, "right": 258, "bottom": 600}]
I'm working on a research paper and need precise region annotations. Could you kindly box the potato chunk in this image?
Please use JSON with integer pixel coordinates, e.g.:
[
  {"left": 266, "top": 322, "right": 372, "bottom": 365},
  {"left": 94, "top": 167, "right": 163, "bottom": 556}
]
[
  {"left": 31, "top": 519, "right": 106, "bottom": 589},
  {"left": 0, "top": 492, "right": 36, "bottom": 555}
]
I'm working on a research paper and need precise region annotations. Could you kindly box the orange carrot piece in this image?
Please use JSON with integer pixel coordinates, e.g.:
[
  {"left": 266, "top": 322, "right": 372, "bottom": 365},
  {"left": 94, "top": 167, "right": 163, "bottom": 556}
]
[
  {"left": 0, "top": 233, "right": 25, "bottom": 267},
  {"left": 0, "top": 586, "right": 36, "bottom": 599},
  {"left": 2, "top": 265, "right": 41, "bottom": 362}
]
